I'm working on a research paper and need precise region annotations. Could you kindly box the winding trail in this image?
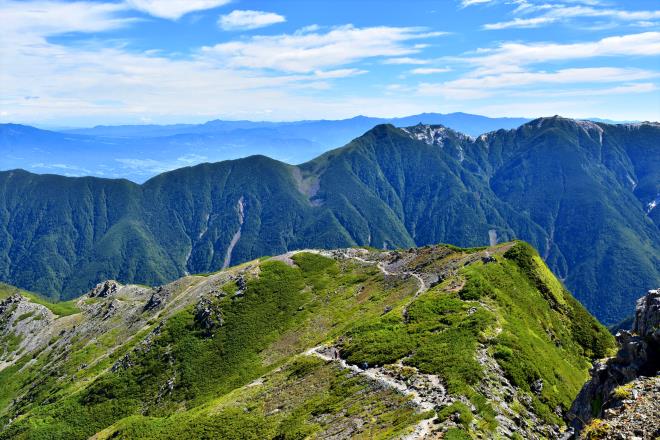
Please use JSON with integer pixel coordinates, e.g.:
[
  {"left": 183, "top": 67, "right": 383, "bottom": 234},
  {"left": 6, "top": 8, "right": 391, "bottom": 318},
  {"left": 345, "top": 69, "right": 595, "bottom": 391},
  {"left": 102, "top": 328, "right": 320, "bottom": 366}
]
[
  {"left": 300, "top": 250, "right": 440, "bottom": 438},
  {"left": 305, "top": 344, "right": 444, "bottom": 439},
  {"left": 353, "top": 255, "right": 427, "bottom": 297}
]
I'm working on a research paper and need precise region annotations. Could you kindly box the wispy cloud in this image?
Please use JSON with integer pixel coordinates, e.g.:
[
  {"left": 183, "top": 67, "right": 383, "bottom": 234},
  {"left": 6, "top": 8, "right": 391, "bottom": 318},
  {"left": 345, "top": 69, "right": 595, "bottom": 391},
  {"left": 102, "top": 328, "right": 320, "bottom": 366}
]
[
  {"left": 510, "top": 82, "right": 657, "bottom": 98},
  {"left": 466, "top": 32, "right": 660, "bottom": 71},
  {"left": 410, "top": 67, "right": 451, "bottom": 75},
  {"left": 485, "top": 3, "right": 660, "bottom": 30},
  {"left": 313, "top": 68, "right": 368, "bottom": 78},
  {"left": 0, "top": 0, "right": 131, "bottom": 36},
  {"left": 415, "top": 31, "right": 660, "bottom": 107},
  {"left": 460, "top": 0, "right": 493, "bottom": 7},
  {"left": 382, "top": 57, "right": 430, "bottom": 65},
  {"left": 125, "top": 0, "right": 231, "bottom": 20},
  {"left": 219, "top": 10, "right": 286, "bottom": 31},
  {"left": 0, "top": 2, "right": 445, "bottom": 123},
  {"left": 484, "top": 17, "right": 556, "bottom": 30},
  {"left": 31, "top": 162, "right": 92, "bottom": 175},
  {"left": 427, "top": 67, "right": 656, "bottom": 94},
  {"left": 201, "top": 25, "right": 446, "bottom": 73}
]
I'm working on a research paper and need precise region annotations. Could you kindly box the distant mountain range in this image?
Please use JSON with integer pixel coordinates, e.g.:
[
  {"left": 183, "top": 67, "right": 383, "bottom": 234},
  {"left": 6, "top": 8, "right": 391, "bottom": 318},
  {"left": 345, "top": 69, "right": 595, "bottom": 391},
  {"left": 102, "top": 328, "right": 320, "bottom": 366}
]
[
  {"left": 1, "top": 113, "right": 529, "bottom": 182},
  {"left": 0, "top": 116, "right": 658, "bottom": 324}
]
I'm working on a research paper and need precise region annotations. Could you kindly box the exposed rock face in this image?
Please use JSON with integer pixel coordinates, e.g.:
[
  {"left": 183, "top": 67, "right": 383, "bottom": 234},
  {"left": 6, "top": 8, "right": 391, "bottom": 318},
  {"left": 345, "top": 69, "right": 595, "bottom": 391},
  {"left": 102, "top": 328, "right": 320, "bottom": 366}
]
[
  {"left": 633, "top": 289, "right": 660, "bottom": 342},
  {"left": 584, "top": 376, "right": 659, "bottom": 440},
  {"left": 89, "top": 280, "right": 121, "bottom": 298},
  {"left": 143, "top": 286, "right": 169, "bottom": 312},
  {"left": 0, "top": 294, "right": 54, "bottom": 370},
  {"left": 568, "top": 288, "right": 660, "bottom": 438}
]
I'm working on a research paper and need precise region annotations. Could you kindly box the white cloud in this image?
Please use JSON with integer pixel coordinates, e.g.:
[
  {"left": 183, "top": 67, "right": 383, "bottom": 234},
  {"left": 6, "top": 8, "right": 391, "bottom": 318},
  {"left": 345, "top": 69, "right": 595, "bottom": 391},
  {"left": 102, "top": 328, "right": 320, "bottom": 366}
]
[
  {"left": 410, "top": 67, "right": 451, "bottom": 75},
  {"left": 460, "top": 0, "right": 493, "bottom": 7},
  {"left": 0, "top": 1, "right": 131, "bottom": 36},
  {"left": 125, "top": 0, "right": 231, "bottom": 20},
  {"left": 201, "top": 25, "right": 446, "bottom": 73},
  {"left": 382, "top": 57, "right": 430, "bottom": 65},
  {"left": 417, "top": 67, "right": 658, "bottom": 100},
  {"left": 2, "top": 0, "right": 658, "bottom": 124},
  {"left": 313, "top": 68, "right": 368, "bottom": 78},
  {"left": 468, "top": 32, "right": 660, "bottom": 70},
  {"left": 219, "top": 10, "right": 285, "bottom": 31},
  {"left": 485, "top": 16, "right": 556, "bottom": 29},
  {"left": 635, "top": 21, "right": 658, "bottom": 28},
  {"left": 511, "top": 82, "right": 657, "bottom": 98},
  {"left": 0, "top": 2, "right": 446, "bottom": 124},
  {"left": 485, "top": 4, "right": 660, "bottom": 30},
  {"left": 418, "top": 83, "right": 491, "bottom": 100},
  {"left": 31, "top": 163, "right": 92, "bottom": 174},
  {"left": 447, "top": 67, "right": 656, "bottom": 89}
]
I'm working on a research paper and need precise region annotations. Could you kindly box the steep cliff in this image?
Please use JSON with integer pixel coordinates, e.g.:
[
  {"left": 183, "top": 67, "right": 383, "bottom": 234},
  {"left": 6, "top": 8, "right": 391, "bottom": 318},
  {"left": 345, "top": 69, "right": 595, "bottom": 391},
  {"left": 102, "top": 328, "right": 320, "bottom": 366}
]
[{"left": 568, "top": 288, "right": 660, "bottom": 439}]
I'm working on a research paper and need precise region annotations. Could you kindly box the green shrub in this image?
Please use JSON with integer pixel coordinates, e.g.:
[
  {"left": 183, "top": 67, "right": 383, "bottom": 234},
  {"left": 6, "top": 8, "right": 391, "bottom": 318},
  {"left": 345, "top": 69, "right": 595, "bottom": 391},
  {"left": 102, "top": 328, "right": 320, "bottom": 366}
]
[
  {"left": 582, "top": 419, "right": 610, "bottom": 440},
  {"left": 444, "top": 427, "right": 472, "bottom": 440},
  {"left": 16, "top": 312, "right": 34, "bottom": 322},
  {"left": 459, "top": 276, "right": 494, "bottom": 301},
  {"left": 437, "top": 402, "right": 473, "bottom": 429},
  {"left": 612, "top": 384, "right": 632, "bottom": 400}
]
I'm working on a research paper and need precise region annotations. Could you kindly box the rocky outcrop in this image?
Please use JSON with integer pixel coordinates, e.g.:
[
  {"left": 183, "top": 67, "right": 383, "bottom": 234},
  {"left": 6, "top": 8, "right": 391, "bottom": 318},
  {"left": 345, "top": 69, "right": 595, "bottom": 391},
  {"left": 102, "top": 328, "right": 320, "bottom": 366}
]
[
  {"left": 194, "top": 296, "right": 224, "bottom": 337},
  {"left": 0, "top": 294, "right": 54, "bottom": 370},
  {"left": 88, "top": 280, "right": 121, "bottom": 298},
  {"left": 568, "top": 288, "right": 660, "bottom": 438},
  {"left": 579, "top": 376, "right": 659, "bottom": 440},
  {"left": 143, "top": 286, "right": 169, "bottom": 312},
  {"left": 633, "top": 289, "right": 660, "bottom": 342}
]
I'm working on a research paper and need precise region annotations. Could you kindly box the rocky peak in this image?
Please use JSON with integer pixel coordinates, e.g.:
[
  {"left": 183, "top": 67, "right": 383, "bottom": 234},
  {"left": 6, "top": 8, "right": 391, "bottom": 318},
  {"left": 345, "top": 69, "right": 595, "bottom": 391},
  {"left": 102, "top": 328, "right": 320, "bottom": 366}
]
[
  {"left": 401, "top": 123, "right": 471, "bottom": 146},
  {"left": 88, "top": 280, "right": 121, "bottom": 298},
  {"left": 400, "top": 124, "right": 471, "bottom": 162}
]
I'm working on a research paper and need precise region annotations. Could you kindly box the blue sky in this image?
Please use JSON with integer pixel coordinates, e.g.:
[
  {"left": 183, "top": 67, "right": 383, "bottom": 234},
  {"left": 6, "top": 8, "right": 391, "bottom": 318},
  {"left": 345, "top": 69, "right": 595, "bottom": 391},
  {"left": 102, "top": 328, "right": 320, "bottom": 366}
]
[{"left": 1, "top": 0, "right": 659, "bottom": 126}]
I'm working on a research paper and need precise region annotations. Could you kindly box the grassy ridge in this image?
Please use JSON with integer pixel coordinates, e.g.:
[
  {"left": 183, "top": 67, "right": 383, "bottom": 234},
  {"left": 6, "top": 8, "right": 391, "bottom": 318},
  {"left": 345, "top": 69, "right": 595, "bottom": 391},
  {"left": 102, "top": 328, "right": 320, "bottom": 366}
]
[{"left": 0, "top": 245, "right": 614, "bottom": 439}]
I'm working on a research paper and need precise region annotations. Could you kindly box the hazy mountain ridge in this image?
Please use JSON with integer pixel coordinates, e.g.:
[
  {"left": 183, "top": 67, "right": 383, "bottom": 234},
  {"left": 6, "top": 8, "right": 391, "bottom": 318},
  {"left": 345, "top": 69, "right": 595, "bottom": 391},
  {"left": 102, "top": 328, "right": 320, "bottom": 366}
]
[
  {"left": 0, "top": 242, "right": 614, "bottom": 439},
  {"left": 1, "top": 113, "right": 529, "bottom": 183},
  {"left": 0, "top": 116, "right": 658, "bottom": 324}
]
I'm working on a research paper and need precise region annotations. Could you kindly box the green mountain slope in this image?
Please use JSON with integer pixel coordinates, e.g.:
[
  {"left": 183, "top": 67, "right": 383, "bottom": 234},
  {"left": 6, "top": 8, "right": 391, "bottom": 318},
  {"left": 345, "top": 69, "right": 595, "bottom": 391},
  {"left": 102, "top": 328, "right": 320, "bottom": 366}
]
[
  {"left": 0, "top": 117, "right": 658, "bottom": 323},
  {"left": 0, "top": 242, "right": 614, "bottom": 439}
]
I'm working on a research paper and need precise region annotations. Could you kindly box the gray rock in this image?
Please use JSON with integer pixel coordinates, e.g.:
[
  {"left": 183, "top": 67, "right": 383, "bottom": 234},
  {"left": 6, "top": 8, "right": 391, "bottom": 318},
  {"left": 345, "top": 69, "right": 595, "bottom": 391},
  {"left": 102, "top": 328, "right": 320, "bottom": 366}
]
[
  {"left": 194, "top": 296, "right": 223, "bottom": 337},
  {"left": 633, "top": 289, "right": 660, "bottom": 343},
  {"left": 88, "top": 280, "right": 121, "bottom": 298},
  {"left": 568, "top": 288, "right": 660, "bottom": 436}
]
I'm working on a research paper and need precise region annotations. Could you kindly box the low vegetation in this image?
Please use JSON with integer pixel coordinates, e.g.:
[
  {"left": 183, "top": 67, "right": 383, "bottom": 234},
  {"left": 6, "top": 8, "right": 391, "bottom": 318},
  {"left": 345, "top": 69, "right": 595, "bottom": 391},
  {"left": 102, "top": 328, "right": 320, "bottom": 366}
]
[{"left": 0, "top": 243, "right": 615, "bottom": 439}]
